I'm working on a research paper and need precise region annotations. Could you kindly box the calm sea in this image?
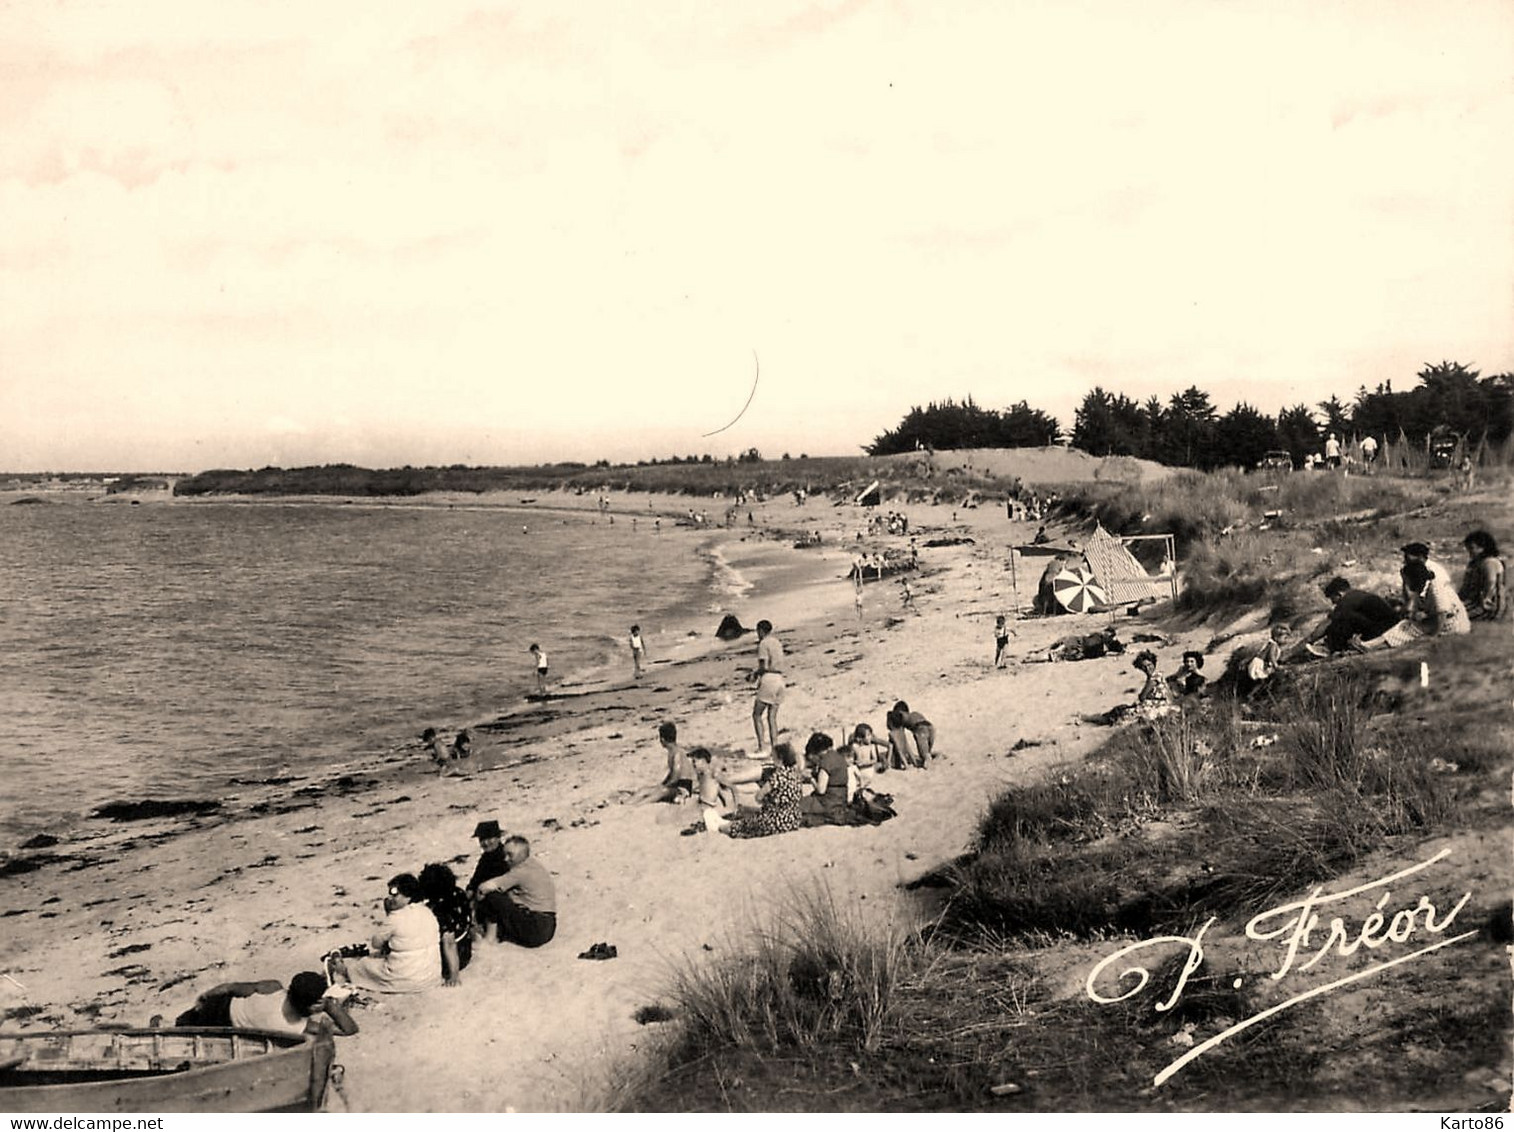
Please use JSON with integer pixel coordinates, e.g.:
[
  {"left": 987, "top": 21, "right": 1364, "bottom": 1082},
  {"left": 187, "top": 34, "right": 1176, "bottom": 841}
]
[{"left": 0, "top": 500, "right": 720, "bottom": 848}]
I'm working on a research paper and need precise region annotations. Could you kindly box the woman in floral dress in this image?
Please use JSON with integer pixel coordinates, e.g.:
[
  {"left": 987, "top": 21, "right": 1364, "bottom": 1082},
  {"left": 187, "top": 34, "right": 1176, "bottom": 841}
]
[{"left": 726, "top": 742, "right": 804, "bottom": 838}]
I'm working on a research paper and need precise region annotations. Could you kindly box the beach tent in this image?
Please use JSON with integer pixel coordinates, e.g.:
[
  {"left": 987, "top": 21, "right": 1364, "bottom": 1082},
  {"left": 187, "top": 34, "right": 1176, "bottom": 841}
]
[
  {"left": 855, "top": 481, "right": 881, "bottom": 507},
  {"left": 1080, "top": 524, "right": 1177, "bottom": 605}
]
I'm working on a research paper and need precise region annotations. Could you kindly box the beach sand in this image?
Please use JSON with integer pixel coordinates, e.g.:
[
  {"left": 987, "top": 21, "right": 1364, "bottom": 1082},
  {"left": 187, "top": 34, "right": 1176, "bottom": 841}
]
[{"left": 0, "top": 491, "right": 1223, "bottom": 1112}]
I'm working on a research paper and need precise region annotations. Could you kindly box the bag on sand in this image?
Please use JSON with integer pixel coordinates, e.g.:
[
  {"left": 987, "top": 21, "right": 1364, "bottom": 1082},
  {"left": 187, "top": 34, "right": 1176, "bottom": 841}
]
[{"left": 851, "top": 790, "right": 896, "bottom": 825}]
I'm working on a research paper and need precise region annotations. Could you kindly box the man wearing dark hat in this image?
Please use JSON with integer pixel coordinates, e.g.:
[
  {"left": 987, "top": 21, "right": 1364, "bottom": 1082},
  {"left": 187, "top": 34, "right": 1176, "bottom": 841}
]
[
  {"left": 1399, "top": 543, "right": 1451, "bottom": 622},
  {"left": 1302, "top": 577, "right": 1399, "bottom": 656},
  {"left": 466, "top": 820, "right": 509, "bottom": 923}
]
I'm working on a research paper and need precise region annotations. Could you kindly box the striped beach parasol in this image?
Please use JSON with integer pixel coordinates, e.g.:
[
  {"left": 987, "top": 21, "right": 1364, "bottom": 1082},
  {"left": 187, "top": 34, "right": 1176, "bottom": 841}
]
[{"left": 1052, "top": 567, "right": 1108, "bottom": 614}]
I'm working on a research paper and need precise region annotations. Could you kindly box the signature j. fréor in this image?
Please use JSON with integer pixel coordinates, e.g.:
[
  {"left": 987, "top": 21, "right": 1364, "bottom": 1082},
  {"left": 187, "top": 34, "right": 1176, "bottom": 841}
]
[{"left": 1084, "top": 848, "right": 1477, "bottom": 1087}]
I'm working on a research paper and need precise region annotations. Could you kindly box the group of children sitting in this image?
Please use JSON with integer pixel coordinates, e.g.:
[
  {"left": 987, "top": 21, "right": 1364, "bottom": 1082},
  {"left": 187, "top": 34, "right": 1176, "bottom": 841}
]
[{"left": 653, "top": 707, "right": 937, "bottom": 837}]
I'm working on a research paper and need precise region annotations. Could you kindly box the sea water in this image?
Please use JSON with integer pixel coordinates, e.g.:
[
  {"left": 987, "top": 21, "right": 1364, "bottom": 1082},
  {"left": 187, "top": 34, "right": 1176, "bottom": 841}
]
[{"left": 0, "top": 500, "right": 719, "bottom": 848}]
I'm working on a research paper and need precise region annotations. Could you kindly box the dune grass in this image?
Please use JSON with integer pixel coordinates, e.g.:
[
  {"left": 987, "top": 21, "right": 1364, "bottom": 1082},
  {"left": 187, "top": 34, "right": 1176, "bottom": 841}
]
[
  {"left": 611, "top": 635, "right": 1508, "bottom": 1111},
  {"left": 611, "top": 467, "right": 1510, "bottom": 1112}
]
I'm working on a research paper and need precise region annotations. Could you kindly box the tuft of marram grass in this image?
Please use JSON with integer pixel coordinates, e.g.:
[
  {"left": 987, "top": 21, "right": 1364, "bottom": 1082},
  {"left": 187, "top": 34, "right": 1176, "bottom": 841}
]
[{"left": 660, "top": 884, "right": 916, "bottom": 1058}]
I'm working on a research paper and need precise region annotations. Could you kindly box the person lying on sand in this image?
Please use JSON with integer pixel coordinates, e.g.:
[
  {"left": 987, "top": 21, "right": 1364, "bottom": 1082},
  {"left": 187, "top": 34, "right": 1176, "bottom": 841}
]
[
  {"left": 330, "top": 874, "right": 444, "bottom": 994},
  {"left": 164, "top": 972, "right": 357, "bottom": 1036},
  {"left": 1025, "top": 626, "right": 1126, "bottom": 663}
]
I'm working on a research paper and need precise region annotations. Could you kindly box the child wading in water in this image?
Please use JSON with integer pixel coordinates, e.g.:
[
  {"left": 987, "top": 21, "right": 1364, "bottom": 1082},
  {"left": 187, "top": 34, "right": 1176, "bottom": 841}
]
[
  {"left": 529, "top": 643, "right": 549, "bottom": 697},
  {"left": 629, "top": 625, "right": 647, "bottom": 678}
]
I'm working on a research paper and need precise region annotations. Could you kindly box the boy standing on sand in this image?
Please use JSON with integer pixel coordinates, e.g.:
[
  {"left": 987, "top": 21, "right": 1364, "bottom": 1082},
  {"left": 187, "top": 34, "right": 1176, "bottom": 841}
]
[
  {"left": 993, "top": 615, "right": 1011, "bottom": 667},
  {"left": 629, "top": 625, "right": 647, "bottom": 678},
  {"left": 749, "top": 619, "right": 785, "bottom": 753},
  {"left": 529, "top": 643, "right": 548, "bottom": 697}
]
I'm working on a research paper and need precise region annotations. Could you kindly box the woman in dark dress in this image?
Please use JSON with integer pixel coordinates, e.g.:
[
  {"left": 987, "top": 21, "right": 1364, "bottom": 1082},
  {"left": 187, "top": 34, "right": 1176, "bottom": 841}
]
[
  {"left": 419, "top": 862, "right": 473, "bottom": 987},
  {"left": 800, "top": 732, "right": 855, "bottom": 826}
]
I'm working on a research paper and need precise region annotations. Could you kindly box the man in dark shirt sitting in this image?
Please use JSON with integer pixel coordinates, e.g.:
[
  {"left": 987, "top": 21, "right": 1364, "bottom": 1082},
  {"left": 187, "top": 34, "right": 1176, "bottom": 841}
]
[
  {"left": 1303, "top": 577, "right": 1399, "bottom": 655},
  {"left": 467, "top": 819, "right": 509, "bottom": 907}
]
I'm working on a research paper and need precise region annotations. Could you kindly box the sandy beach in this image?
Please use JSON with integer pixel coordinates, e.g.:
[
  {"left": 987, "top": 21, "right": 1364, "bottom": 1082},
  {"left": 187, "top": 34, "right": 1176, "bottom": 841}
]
[{"left": 0, "top": 485, "right": 1464, "bottom": 1112}]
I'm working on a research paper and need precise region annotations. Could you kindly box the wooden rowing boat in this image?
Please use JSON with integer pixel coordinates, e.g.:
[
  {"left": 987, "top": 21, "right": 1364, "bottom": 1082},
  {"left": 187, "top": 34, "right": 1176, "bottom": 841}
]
[{"left": 0, "top": 1028, "right": 336, "bottom": 1112}]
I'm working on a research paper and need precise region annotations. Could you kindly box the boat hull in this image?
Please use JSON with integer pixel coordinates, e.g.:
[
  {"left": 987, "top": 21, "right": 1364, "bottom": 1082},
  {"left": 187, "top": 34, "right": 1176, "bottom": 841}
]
[{"left": 0, "top": 1028, "right": 335, "bottom": 1113}]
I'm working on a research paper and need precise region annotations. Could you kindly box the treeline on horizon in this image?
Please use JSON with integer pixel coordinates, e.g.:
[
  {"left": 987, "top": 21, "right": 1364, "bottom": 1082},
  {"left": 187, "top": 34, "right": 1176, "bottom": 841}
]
[
  {"left": 868, "top": 360, "right": 1514, "bottom": 470},
  {"left": 170, "top": 359, "right": 1512, "bottom": 498}
]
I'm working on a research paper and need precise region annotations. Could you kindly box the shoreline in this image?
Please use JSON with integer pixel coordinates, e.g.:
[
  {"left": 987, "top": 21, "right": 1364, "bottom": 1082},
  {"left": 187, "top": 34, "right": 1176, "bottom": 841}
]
[{"left": 0, "top": 491, "right": 801, "bottom": 854}]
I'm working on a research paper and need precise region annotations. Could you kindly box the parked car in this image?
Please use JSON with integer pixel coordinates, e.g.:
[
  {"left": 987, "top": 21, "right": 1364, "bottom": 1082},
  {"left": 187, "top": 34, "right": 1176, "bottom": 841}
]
[
  {"left": 1258, "top": 450, "right": 1294, "bottom": 472},
  {"left": 1428, "top": 428, "right": 1458, "bottom": 469}
]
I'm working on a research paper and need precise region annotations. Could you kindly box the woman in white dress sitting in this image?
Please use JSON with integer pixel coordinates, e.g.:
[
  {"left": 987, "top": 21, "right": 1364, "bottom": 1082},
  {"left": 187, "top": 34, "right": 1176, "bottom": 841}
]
[
  {"left": 1353, "top": 559, "right": 1470, "bottom": 651},
  {"left": 332, "top": 873, "right": 443, "bottom": 994}
]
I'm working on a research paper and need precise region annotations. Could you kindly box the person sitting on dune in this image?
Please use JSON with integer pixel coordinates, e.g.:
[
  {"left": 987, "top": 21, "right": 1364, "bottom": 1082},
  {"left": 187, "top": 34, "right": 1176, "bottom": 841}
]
[
  {"left": 167, "top": 972, "right": 357, "bottom": 1036},
  {"left": 1301, "top": 578, "right": 1400, "bottom": 657},
  {"left": 1168, "top": 651, "right": 1207, "bottom": 696},
  {"left": 1131, "top": 650, "right": 1174, "bottom": 718},
  {"left": 1236, "top": 625, "right": 1291, "bottom": 699},
  {"left": 331, "top": 874, "right": 443, "bottom": 994},
  {"left": 1352, "top": 560, "right": 1471, "bottom": 651},
  {"left": 1399, "top": 542, "right": 1453, "bottom": 622},
  {"left": 1092, "top": 650, "right": 1174, "bottom": 725},
  {"left": 1459, "top": 530, "right": 1507, "bottom": 622}
]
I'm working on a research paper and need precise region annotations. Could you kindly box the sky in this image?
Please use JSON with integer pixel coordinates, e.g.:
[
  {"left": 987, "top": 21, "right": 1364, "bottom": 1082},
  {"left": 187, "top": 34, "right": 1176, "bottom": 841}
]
[{"left": 1, "top": 0, "right": 1511, "bottom": 472}]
